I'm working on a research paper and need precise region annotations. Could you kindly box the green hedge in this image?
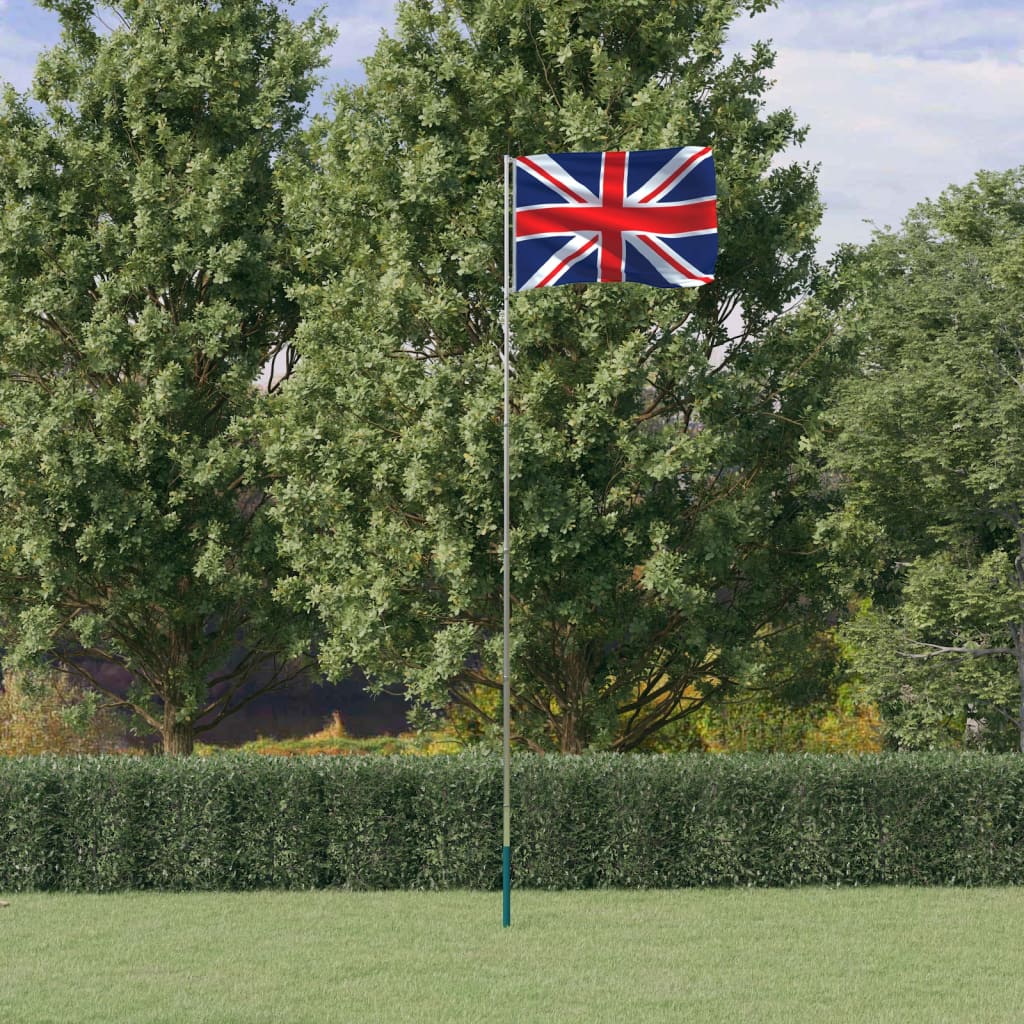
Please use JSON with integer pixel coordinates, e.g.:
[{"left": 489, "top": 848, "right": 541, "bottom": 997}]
[{"left": 2, "top": 752, "right": 1023, "bottom": 891}]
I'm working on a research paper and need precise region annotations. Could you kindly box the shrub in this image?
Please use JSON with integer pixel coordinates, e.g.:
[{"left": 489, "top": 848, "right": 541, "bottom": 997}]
[
  {"left": 1, "top": 752, "right": 1022, "bottom": 892},
  {"left": 0, "top": 671, "right": 124, "bottom": 756},
  {"left": 644, "top": 683, "right": 883, "bottom": 754}
]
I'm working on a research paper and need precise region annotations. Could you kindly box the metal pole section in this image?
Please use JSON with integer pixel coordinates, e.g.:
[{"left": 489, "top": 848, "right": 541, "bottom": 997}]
[{"left": 502, "top": 154, "right": 512, "bottom": 929}]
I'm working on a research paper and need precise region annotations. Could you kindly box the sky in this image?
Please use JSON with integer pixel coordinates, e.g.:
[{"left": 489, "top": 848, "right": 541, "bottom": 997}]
[{"left": 1, "top": 0, "right": 1022, "bottom": 257}]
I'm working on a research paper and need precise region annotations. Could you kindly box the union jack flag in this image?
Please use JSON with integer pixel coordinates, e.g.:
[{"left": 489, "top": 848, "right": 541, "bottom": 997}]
[{"left": 514, "top": 147, "right": 717, "bottom": 291}]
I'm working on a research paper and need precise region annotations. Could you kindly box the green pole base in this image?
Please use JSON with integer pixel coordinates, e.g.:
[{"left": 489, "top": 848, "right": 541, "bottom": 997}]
[{"left": 502, "top": 846, "right": 511, "bottom": 928}]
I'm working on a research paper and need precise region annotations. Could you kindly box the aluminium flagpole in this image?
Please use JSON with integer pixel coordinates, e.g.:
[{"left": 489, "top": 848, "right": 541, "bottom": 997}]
[
  {"left": 501, "top": 154, "right": 512, "bottom": 929},
  {"left": 494, "top": 146, "right": 715, "bottom": 927}
]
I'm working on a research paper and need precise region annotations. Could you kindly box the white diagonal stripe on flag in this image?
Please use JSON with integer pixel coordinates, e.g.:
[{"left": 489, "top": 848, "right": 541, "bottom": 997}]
[
  {"left": 631, "top": 233, "right": 714, "bottom": 285},
  {"left": 629, "top": 147, "right": 712, "bottom": 205},
  {"left": 519, "top": 233, "right": 599, "bottom": 291},
  {"left": 516, "top": 154, "right": 600, "bottom": 206}
]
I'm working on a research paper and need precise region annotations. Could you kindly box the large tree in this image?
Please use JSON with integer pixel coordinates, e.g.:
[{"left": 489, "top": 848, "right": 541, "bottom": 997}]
[
  {"left": 0, "top": 0, "right": 332, "bottom": 754},
  {"left": 271, "top": 0, "right": 841, "bottom": 752},
  {"left": 819, "top": 167, "right": 1024, "bottom": 750}
]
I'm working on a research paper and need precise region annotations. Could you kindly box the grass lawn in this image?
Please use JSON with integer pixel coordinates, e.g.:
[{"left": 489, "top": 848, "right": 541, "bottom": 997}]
[{"left": 1, "top": 887, "right": 1021, "bottom": 1023}]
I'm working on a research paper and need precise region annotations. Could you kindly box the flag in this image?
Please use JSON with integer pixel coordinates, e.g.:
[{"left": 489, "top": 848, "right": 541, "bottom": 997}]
[{"left": 513, "top": 146, "right": 717, "bottom": 291}]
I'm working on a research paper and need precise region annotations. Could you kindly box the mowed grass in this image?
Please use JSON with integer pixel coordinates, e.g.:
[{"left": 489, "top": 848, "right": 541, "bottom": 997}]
[{"left": 2, "top": 887, "right": 1022, "bottom": 1023}]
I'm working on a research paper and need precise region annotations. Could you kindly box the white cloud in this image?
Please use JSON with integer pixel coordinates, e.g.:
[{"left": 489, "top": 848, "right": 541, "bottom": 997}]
[
  {"left": 0, "top": 29, "right": 43, "bottom": 92},
  {"left": 329, "top": 14, "right": 390, "bottom": 81},
  {"left": 1, "top": 1, "right": 62, "bottom": 92},
  {"left": 729, "top": 0, "right": 1024, "bottom": 61},
  {"left": 759, "top": 46, "right": 1024, "bottom": 255},
  {"left": 284, "top": 0, "right": 396, "bottom": 82}
]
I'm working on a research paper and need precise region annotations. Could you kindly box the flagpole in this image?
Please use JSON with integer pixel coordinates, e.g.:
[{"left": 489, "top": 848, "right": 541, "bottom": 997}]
[{"left": 501, "top": 153, "right": 512, "bottom": 929}]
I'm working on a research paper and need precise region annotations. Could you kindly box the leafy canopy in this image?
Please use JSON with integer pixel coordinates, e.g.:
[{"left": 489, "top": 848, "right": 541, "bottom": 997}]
[
  {"left": 819, "top": 166, "right": 1024, "bottom": 750},
  {"left": 0, "top": 0, "right": 333, "bottom": 753},
  {"left": 271, "top": 0, "right": 843, "bottom": 752}
]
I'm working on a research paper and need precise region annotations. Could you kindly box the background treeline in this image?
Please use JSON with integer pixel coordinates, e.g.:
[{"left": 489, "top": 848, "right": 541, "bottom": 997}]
[{"left": 0, "top": 0, "right": 1020, "bottom": 757}]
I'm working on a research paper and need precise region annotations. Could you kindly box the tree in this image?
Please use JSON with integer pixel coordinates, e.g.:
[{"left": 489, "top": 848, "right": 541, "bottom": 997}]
[
  {"left": 0, "top": 0, "right": 333, "bottom": 754},
  {"left": 270, "top": 0, "right": 841, "bottom": 753},
  {"left": 819, "top": 167, "right": 1024, "bottom": 750}
]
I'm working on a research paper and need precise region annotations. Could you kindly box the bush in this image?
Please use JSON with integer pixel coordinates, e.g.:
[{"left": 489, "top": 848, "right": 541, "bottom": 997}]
[
  {"left": 1, "top": 752, "right": 1023, "bottom": 892},
  {"left": 0, "top": 671, "right": 124, "bottom": 756},
  {"left": 642, "top": 683, "right": 884, "bottom": 754}
]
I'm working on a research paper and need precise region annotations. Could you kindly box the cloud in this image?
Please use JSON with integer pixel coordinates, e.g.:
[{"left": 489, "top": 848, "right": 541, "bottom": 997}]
[
  {"left": 0, "top": 29, "right": 43, "bottom": 92},
  {"left": 725, "top": 1, "right": 1024, "bottom": 256},
  {"left": 285, "top": 0, "right": 395, "bottom": 104},
  {"left": 0, "top": 1, "right": 63, "bottom": 92},
  {"left": 286, "top": 0, "right": 396, "bottom": 84},
  {"left": 759, "top": 46, "right": 1024, "bottom": 255},
  {"left": 329, "top": 13, "right": 390, "bottom": 81},
  {"left": 729, "top": 0, "right": 1024, "bottom": 61}
]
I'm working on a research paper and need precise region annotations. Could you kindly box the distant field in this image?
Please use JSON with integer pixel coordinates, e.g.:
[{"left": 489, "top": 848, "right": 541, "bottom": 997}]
[{"left": 1, "top": 888, "right": 1021, "bottom": 1023}]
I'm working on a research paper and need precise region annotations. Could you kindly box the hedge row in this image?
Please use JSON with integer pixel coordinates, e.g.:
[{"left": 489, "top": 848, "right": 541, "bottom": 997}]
[{"left": 2, "top": 751, "right": 1024, "bottom": 891}]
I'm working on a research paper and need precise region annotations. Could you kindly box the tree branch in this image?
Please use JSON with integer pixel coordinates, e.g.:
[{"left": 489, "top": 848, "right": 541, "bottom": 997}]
[
  {"left": 59, "top": 660, "right": 162, "bottom": 731},
  {"left": 899, "top": 641, "right": 1015, "bottom": 660}
]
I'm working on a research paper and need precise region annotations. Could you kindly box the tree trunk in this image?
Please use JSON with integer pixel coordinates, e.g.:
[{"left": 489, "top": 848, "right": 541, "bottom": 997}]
[
  {"left": 162, "top": 707, "right": 195, "bottom": 756},
  {"left": 559, "top": 717, "right": 585, "bottom": 754},
  {"left": 555, "top": 699, "right": 588, "bottom": 753},
  {"left": 1013, "top": 623, "right": 1024, "bottom": 754}
]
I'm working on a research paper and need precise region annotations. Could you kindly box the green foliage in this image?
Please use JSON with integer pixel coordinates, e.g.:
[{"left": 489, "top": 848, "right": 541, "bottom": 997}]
[
  {"left": 270, "top": 0, "right": 841, "bottom": 753},
  {"left": 0, "top": 1, "right": 334, "bottom": 753},
  {"left": 0, "top": 668, "right": 122, "bottom": 755},
  {"left": 818, "top": 167, "right": 1024, "bottom": 750},
  {"left": 195, "top": 713, "right": 463, "bottom": 756},
  {"left": 4, "top": 752, "right": 1024, "bottom": 891},
  {"left": 646, "top": 680, "right": 883, "bottom": 753}
]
